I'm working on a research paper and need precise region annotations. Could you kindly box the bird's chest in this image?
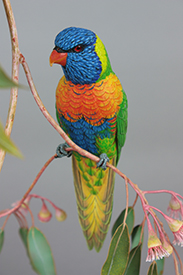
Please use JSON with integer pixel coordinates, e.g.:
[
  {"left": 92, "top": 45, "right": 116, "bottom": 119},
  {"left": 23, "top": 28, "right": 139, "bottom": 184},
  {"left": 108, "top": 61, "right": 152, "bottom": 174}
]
[
  {"left": 56, "top": 74, "right": 123, "bottom": 125},
  {"left": 56, "top": 74, "right": 122, "bottom": 155}
]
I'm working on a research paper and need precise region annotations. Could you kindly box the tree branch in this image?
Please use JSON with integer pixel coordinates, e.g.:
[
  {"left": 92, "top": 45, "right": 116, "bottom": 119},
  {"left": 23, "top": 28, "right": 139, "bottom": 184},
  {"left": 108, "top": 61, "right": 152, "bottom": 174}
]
[{"left": 0, "top": 0, "right": 20, "bottom": 171}]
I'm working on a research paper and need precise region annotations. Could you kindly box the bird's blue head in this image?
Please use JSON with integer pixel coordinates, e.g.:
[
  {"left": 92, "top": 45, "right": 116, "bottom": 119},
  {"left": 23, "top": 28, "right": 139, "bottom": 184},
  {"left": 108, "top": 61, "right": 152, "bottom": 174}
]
[{"left": 50, "top": 27, "right": 112, "bottom": 85}]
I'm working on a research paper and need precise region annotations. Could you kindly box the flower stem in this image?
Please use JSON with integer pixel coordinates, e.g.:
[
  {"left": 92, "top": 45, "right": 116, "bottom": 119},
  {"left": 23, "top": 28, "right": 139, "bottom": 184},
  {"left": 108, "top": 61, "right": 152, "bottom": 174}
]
[
  {"left": 29, "top": 194, "right": 62, "bottom": 211},
  {"left": 145, "top": 206, "right": 165, "bottom": 238},
  {"left": 172, "top": 251, "right": 180, "bottom": 275},
  {"left": 173, "top": 246, "right": 183, "bottom": 274},
  {"left": 22, "top": 203, "right": 35, "bottom": 227},
  {"left": 144, "top": 189, "right": 183, "bottom": 202},
  {"left": 14, "top": 210, "right": 28, "bottom": 228}
]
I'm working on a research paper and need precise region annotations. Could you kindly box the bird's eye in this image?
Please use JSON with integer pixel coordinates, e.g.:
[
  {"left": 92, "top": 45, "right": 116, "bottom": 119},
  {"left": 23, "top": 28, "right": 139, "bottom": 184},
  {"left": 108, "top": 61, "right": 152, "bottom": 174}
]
[{"left": 74, "top": 45, "right": 83, "bottom": 52}]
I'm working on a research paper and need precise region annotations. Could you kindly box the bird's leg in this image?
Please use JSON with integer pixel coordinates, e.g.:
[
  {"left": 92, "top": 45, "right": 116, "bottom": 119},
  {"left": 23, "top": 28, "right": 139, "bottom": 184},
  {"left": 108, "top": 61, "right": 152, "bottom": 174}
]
[
  {"left": 56, "top": 142, "right": 72, "bottom": 158},
  {"left": 97, "top": 153, "right": 109, "bottom": 170}
]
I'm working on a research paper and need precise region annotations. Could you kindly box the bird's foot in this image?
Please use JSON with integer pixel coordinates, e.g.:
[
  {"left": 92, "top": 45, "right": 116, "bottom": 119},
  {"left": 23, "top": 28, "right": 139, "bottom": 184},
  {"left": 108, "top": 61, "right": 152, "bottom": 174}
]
[
  {"left": 97, "top": 153, "right": 109, "bottom": 170},
  {"left": 56, "top": 142, "right": 72, "bottom": 158}
]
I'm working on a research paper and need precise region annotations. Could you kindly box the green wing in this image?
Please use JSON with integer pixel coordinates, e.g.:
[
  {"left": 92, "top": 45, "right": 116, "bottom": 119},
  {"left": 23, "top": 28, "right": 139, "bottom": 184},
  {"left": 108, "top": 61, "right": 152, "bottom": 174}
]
[{"left": 116, "top": 89, "right": 128, "bottom": 164}]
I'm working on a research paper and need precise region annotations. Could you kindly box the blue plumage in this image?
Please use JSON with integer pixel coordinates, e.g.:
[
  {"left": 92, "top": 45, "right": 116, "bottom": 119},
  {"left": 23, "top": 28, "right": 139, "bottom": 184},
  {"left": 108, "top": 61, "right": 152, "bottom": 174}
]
[
  {"left": 58, "top": 115, "right": 113, "bottom": 155},
  {"left": 54, "top": 27, "right": 102, "bottom": 84},
  {"left": 55, "top": 27, "right": 96, "bottom": 50}
]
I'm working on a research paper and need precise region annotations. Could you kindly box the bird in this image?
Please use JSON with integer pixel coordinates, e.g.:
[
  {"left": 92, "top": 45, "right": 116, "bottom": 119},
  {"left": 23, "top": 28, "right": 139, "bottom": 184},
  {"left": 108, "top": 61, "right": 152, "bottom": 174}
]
[{"left": 49, "top": 27, "right": 128, "bottom": 252}]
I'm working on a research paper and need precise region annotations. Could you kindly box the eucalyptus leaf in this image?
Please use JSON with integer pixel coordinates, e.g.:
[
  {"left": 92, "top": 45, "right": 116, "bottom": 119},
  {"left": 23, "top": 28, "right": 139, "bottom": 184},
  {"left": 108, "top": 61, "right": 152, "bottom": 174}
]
[
  {"left": 0, "top": 64, "right": 24, "bottom": 88},
  {"left": 27, "top": 227, "right": 56, "bottom": 275},
  {"left": 0, "top": 120, "right": 23, "bottom": 158},
  {"left": 147, "top": 261, "right": 158, "bottom": 275},
  {"left": 131, "top": 225, "right": 144, "bottom": 250},
  {"left": 124, "top": 244, "right": 142, "bottom": 275},
  {"left": 156, "top": 258, "right": 164, "bottom": 275},
  {"left": 19, "top": 227, "right": 28, "bottom": 253},
  {"left": 101, "top": 223, "right": 130, "bottom": 275},
  {"left": 0, "top": 229, "right": 4, "bottom": 254},
  {"left": 112, "top": 207, "right": 134, "bottom": 237}
]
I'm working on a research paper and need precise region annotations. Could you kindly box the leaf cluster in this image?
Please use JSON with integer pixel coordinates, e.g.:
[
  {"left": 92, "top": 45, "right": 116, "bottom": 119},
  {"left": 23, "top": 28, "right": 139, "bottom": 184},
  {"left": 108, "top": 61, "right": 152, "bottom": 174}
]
[
  {"left": 0, "top": 207, "right": 165, "bottom": 275},
  {"left": 101, "top": 207, "right": 164, "bottom": 275}
]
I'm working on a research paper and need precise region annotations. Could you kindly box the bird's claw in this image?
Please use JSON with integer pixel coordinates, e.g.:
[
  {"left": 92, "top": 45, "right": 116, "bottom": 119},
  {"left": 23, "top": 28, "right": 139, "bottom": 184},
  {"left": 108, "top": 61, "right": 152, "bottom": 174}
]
[
  {"left": 97, "top": 153, "right": 109, "bottom": 170},
  {"left": 56, "top": 142, "right": 72, "bottom": 158}
]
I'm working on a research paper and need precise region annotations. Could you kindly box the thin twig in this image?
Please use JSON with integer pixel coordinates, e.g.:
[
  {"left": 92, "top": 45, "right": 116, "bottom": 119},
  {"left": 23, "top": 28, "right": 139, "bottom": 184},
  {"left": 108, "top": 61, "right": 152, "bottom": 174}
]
[
  {"left": 0, "top": 154, "right": 56, "bottom": 219},
  {"left": 140, "top": 215, "right": 146, "bottom": 243},
  {"left": 14, "top": 210, "right": 28, "bottom": 228},
  {"left": 13, "top": 212, "right": 24, "bottom": 228},
  {"left": 172, "top": 251, "right": 180, "bottom": 275},
  {"left": 20, "top": 54, "right": 100, "bottom": 164},
  {"left": 173, "top": 246, "right": 183, "bottom": 274},
  {"left": 1, "top": 214, "right": 11, "bottom": 230},
  {"left": 22, "top": 202, "right": 35, "bottom": 228},
  {"left": 29, "top": 194, "right": 63, "bottom": 211},
  {"left": 123, "top": 176, "right": 129, "bottom": 229},
  {"left": 132, "top": 193, "right": 138, "bottom": 208}
]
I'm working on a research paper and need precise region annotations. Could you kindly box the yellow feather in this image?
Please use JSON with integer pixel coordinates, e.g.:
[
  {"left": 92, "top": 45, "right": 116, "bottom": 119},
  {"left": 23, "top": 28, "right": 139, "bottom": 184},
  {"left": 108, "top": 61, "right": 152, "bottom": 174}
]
[{"left": 72, "top": 154, "right": 116, "bottom": 251}]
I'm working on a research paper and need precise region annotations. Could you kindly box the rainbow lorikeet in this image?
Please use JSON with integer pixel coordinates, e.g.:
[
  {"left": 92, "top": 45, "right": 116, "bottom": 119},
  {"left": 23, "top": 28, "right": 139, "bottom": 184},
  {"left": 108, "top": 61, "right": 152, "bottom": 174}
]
[{"left": 49, "top": 27, "right": 128, "bottom": 252}]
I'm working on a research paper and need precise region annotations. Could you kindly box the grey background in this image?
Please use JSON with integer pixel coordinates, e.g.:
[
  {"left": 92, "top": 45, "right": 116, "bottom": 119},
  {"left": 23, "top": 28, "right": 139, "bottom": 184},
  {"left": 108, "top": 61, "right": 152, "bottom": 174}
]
[{"left": 0, "top": 0, "right": 183, "bottom": 274}]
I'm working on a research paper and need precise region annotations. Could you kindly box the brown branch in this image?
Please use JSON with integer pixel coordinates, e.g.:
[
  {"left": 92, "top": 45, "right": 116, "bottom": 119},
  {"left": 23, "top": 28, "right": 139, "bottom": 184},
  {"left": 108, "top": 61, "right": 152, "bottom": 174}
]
[
  {"left": 0, "top": 0, "right": 20, "bottom": 171},
  {"left": 20, "top": 54, "right": 100, "bottom": 164}
]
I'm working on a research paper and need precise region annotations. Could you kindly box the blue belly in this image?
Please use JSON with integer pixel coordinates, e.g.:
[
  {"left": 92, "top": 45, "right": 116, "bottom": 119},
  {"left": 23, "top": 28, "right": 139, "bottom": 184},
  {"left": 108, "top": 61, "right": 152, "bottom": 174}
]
[{"left": 59, "top": 116, "right": 112, "bottom": 155}]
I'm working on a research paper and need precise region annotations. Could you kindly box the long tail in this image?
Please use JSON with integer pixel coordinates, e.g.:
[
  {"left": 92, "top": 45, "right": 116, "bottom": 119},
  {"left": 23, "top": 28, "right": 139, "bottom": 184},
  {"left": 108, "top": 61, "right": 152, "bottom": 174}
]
[{"left": 72, "top": 153, "right": 116, "bottom": 252}]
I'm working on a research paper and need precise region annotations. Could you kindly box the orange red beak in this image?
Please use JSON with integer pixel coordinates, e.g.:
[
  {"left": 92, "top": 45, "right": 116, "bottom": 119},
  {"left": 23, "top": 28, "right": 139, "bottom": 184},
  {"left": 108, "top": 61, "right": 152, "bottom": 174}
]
[{"left": 49, "top": 50, "right": 67, "bottom": 67}]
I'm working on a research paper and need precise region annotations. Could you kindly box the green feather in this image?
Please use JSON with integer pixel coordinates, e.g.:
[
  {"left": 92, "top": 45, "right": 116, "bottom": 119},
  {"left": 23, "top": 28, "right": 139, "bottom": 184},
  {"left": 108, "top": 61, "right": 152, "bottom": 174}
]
[{"left": 116, "top": 89, "right": 128, "bottom": 164}]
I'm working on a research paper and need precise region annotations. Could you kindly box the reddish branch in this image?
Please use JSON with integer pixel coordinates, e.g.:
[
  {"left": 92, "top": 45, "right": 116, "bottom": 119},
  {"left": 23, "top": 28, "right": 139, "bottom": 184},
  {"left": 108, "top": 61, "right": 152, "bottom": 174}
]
[
  {"left": 0, "top": 154, "right": 56, "bottom": 218},
  {"left": 0, "top": 0, "right": 20, "bottom": 170}
]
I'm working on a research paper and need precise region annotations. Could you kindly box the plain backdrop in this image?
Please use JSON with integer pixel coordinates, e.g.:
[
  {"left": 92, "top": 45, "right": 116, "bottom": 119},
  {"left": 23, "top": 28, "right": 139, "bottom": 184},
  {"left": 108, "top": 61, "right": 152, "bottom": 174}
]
[{"left": 0, "top": 1, "right": 183, "bottom": 274}]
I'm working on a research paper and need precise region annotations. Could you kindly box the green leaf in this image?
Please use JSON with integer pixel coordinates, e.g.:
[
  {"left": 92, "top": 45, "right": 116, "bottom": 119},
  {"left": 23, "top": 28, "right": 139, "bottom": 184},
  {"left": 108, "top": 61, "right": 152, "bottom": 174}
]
[
  {"left": 0, "top": 229, "right": 4, "bottom": 253},
  {"left": 147, "top": 262, "right": 158, "bottom": 275},
  {"left": 123, "top": 244, "right": 142, "bottom": 275},
  {"left": 19, "top": 227, "right": 28, "bottom": 252},
  {"left": 131, "top": 225, "right": 144, "bottom": 250},
  {"left": 19, "top": 227, "right": 37, "bottom": 273},
  {"left": 0, "top": 65, "right": 23, "bottom": 88},
  {"left": 27, "top": 227, "right": 56, "bottom": 275},
  {"left": 101, "top": 223, "right": 130, "bottom": 275},
  {"left": 0, "top": 120, "right": 23, "bottom": 158},
  {"left": 112, "top": 207, "right": 134, "bottom": 237},
  {"left": 156, "top": 258, "right": 165, "bottom": 275}
]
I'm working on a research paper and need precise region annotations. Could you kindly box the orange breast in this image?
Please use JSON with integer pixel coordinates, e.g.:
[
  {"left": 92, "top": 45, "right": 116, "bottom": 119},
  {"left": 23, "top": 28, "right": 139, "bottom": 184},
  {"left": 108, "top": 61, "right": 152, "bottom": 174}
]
[{"left": 56, "top": 73, "right": 123, "bottom": 126}]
